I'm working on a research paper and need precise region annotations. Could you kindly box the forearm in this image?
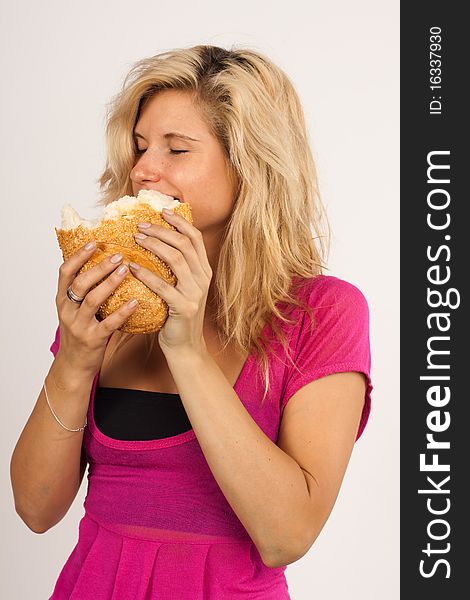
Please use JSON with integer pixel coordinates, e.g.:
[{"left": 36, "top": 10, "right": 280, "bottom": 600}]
[
  {"left": 10, "top": 356, "right": 93, "bottom": 533},
  {"left": 163, "top": 346, "right": 313, "bottom": 566}
]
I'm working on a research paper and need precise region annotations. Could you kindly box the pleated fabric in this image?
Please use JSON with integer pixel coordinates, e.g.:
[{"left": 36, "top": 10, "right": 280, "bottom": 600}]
[{"left": 49, "top": 513, "right": 289, "bottom": 599}]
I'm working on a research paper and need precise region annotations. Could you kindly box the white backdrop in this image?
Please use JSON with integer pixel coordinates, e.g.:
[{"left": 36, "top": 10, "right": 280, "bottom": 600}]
[{"left": 1, "top": 1, "right": 399, "bottom": 598}]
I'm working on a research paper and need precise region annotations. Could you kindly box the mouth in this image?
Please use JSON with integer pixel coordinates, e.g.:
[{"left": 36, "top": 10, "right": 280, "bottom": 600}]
[{"left": 137, "top": 188, "right": 181, "bottom": 202}]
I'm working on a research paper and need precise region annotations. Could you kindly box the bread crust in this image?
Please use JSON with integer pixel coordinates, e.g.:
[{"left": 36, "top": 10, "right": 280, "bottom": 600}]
[{"left": 55, "top": 202, "right": 193, "bottom": 334}]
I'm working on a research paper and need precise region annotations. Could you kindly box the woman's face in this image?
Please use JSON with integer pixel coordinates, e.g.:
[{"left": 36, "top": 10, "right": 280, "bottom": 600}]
[{"left": 130, "top": 89, "right": 237, "bottom": 236}]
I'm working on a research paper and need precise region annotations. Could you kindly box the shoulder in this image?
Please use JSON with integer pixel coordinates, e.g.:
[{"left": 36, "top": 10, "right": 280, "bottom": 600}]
[
  {"left": 281, "top": 274, "right": 373, "bottom": 439},
  {"left": 285, "top": 275, "right": 372, "bottom": 376},
  {"left": 294, "top": 274, "right": 370, "bottom": 320}
]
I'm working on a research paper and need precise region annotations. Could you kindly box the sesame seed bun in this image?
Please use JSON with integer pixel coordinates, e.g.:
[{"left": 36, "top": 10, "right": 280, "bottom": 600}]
[{"left": 55, "top": 190, "right": 193, "bottom": 334}]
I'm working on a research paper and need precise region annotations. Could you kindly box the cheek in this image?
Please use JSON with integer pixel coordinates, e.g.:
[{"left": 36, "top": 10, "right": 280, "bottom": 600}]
[{"left": 182, "top": 159, "right": 234, "bottom": 206}]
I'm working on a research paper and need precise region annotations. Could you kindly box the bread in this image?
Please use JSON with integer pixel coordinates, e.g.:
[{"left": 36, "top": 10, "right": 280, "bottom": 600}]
[{"left": 55, "top": 189, "right": 193, "bottom": 334}]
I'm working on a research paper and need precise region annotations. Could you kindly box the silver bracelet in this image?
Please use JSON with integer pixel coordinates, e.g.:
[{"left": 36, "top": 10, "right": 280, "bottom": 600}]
[{"left": 43, "top": 378, "right": 87, "bottom": 432}]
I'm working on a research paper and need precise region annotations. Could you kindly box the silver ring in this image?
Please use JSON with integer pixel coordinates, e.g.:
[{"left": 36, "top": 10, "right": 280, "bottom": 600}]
[{"left": 67, "top": 285, "right": 85, "bottom": 304}]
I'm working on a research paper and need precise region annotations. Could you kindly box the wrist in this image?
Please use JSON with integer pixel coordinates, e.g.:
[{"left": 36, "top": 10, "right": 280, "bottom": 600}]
[
  {"left": 161, "top": 343, "right": 209, "bottom": 365},
  {"left": 159, "top": 338, "right": 209, "bottom": 361},
  {"left": 51, "top": 353, "right": 98, "bottom": 392}
]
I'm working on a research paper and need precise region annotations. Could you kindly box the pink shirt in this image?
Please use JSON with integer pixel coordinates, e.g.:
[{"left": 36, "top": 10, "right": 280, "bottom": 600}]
[{"left": 48, "top": 274, "right": 372, "bottom": 599}]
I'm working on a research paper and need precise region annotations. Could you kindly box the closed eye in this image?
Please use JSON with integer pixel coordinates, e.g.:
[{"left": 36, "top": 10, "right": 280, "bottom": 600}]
[{"left": 134, "top": 148, "right": 188, "bottom": 156}]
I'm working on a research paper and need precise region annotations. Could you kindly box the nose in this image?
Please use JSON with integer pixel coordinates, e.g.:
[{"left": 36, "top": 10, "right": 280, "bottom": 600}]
[{"left": 130, "top": 152, "right": 163, "bottom": 185}]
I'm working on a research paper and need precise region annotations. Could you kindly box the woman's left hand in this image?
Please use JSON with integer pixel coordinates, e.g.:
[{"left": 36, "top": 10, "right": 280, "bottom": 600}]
[{"left": 130, "top": 209, "right": 212, "bottom": 355}]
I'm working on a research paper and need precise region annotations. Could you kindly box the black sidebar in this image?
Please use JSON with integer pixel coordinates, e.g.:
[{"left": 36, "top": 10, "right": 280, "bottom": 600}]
[{"left": 401, "top": 3, "right": 468, "bottom": 598}]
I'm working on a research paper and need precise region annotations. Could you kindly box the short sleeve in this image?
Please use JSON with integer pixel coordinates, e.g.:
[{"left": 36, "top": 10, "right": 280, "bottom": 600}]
[
  {"left": 281, "top": 276, "right": 373, "bottom": 441},
  {"left": 50, "top": 324, "right": 61, "bottom": 358}
]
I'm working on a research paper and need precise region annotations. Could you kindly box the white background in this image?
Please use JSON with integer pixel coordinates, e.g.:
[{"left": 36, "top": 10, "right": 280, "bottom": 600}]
[{"left": 1, "top": 1, "right": 399, "bottom": 598}]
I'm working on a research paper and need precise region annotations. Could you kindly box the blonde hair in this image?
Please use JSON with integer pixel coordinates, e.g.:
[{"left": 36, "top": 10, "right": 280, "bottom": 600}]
[{"left": 95, "top": 44, "right": 330, "bottom": 404}]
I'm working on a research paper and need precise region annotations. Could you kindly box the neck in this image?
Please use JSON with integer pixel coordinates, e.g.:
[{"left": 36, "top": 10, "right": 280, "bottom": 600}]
[{"left": 201, "top": 225, "right": 226, "bottom": 326}]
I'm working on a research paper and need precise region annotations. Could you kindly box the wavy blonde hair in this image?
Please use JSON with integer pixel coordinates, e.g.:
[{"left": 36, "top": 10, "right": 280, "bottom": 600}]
[{"left": 95, "top": 44, "right": 330, "bottom": 404}]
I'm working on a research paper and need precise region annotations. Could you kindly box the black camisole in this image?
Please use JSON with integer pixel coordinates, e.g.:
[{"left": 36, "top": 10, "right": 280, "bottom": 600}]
[{"left": 94, "top": 387, "right": 192, "bottom": 441}]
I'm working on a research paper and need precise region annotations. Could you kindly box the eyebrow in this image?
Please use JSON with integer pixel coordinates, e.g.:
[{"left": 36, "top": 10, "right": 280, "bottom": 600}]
[{"left": 133, "top": 131, "right": 201, "bottom": 142}]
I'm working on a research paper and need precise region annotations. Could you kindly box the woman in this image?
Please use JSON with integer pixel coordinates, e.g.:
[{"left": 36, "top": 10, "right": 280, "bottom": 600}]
[{"left": 11, "top": 45, "right": 372, "bottom": 599}]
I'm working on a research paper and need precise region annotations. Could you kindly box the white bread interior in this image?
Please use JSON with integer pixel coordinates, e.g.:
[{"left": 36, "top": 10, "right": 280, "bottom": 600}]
[{"left": 59, "top": 189, "right": 181, "bottom": 230}]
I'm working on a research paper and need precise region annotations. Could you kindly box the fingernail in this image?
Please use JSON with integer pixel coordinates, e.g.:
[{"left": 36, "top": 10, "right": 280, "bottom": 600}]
[
  {"left": 138, "top": 222, "right": 151, "bottom": 228},
  {"left": 110, "top": 253, "right": 123, "bottom": 263},
  {"left": 129, "top": 262, "right": 140, "bottom": 270},
  {"left": 116, "top": 264, "right": 128, "bottom": 275},
  {"left": 85, "top": 240, "right": 96, "bottom": 250},
  {"left": 134, "top": 232, "right": 147, "bottom": 240}
]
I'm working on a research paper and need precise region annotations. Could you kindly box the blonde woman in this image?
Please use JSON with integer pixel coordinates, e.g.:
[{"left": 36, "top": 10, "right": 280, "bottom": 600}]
[{"left": 11, "top": 45, "right": 373, "bottom": 599}]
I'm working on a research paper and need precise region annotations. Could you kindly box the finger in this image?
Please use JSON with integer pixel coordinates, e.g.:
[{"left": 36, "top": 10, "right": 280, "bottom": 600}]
[
  {"left": 57, "top": 241, "right": 98, "bottom": 299},
  {"left": 64, "top": 251, "right": 123, "bottom": 302},
  {"left": 74, "top": 262, "right": 131, "bottom": 324},
  {"left": 94, "top": 295, "right": 139, "bottom": 337},
  {"left": 136, "top": 225, "right": 201, "bottom": 273},
  {"left": 129, "top": 262, "right": 196, "bottom": 308},
  {"left": 134, "top": 233, "right": 196, "bottom": 291},
  {"left": 162, "top": 210, "right": 212, "bottom": 276}
]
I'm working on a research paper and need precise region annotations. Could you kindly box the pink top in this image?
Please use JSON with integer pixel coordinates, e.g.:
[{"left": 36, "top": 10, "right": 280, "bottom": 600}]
[{"left": 48, "top": 274, "right": 372, "bottom": 599}]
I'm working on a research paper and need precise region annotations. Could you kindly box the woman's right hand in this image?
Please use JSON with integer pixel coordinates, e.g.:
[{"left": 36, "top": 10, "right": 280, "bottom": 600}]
[{"left": 55, "top": 241, "right": 138, "bottom": 376}]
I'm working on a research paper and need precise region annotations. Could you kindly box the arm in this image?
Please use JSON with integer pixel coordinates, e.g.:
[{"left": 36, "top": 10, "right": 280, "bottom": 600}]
[
  {"left": 164, "top": 347, "right": 366, "bottom": 568},
  {"left": 276, "top": 370, "right": 367, "bottom": 562},
  {"left": 10, "top": 356, "right": 93, "bottom": 533}
]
